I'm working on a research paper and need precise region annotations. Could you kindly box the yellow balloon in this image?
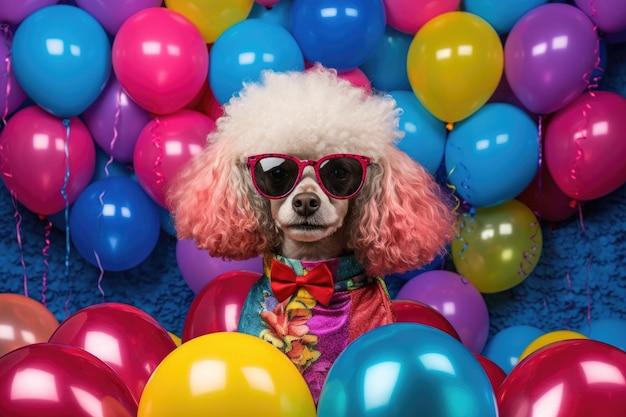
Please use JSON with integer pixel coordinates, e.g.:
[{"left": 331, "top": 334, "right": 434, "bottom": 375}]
[
  {"left": 407, "top": 11, "right": 503, "bottom": 124},
  {"left": 168, "top": 331, "right": 182, "bottom": 346},
  {"left": 519, "top": 330, "right": 589, "bottom": 361},
  {"left": 165, "top": 0, "right": 254, "bottom": 44},
  {"left": 138, "top": 332, "right": 316, "bottom": 417},
  {"left": 451, "top": 199, "right": 542, "bottom": 293}
]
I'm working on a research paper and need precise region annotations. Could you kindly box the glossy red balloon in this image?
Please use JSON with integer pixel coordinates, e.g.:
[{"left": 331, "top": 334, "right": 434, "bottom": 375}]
[
  {"left": 0, "top": 343, "right": 138, "bottom": 417},
  {"left": 49, "top": 302, "right": 177, "bottom": 403},
  {"left": 392, "top": 299, "right": 461, "bottom": 341},
  {"left": 182, "top": 270, "right": 261, "bottom": 342},
  {"left": 498, "top": 339, "right": 626, "bottom": 416},
  {"left": 474, "top": 353, "right": 507, "bottom": 392}
]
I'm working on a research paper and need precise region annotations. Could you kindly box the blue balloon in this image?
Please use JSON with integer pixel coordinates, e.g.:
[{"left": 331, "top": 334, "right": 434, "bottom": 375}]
[
  {"left": 318, "top": 323, "right": 498, "bottom": 417},
  {"left": 387, "top": 251, "right": 447, "bottom": 281},
  {"left": 578, "top": 318, "right": 626, "bottom": 351},
  {"left": 482, "top": 325, "right": 545, "bottom": 374},
  {"left": 463, "top": 0, "right": 548, "bottom": 35},
  {"left": 290, "top": 0, "right": 386, "bottom": 71},
  {"left": 389, "top": 90, "right": 447, "bottom": 174},
  {"left": 445, "top": 102, "right": 539, "bottom": 208},
  {"left": 69, "top": 176, "right": 160, "bottom": 272},
  {"left": 209, "top": 19, "right": 305, "bottom": 104},
  {"left": 158, "top": 206, "right": 177, "bottom": 237},
  {"left": 11, "top": 4, "right": 111, "bottom": 118},
  {"left": 360, "top": 26, "right": 413, "bottom": 92},
  {"left": 248, "top": 0, "right": 293, "bottom": 30}
]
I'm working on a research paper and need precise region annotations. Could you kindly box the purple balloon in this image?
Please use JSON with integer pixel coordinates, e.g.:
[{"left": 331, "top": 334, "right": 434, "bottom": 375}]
[
  {"left": 76, "top": 0, "right": 163, "bottom": 35},
  {"left": 0, "top": 0, "right": 58, "bottom": 25},
  {"left": 83, "top": 74, "right": 151, "bottom": 163},
  {"left": 0, "top": 30, "right": 28, "bottom": 119},
  {"left": 504, "top": 3, "right": 599, "bottom": 115},
  {"left": 396, "top": 270, "right": 490, "bottom": 353},
  {"left": 574, "top": 0, "right": 626, "bottom": 34},
  {"left": 176, "top": 238, "right": 264, "bottom": 294}
]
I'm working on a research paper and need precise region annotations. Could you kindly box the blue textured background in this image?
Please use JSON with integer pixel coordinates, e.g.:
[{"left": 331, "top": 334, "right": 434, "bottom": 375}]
[{"left": 1, "top": 41, "right": 625, "bottom": 345}]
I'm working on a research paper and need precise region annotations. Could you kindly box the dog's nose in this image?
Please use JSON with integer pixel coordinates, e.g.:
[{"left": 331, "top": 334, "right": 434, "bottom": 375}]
[{"left": 292, "top": 192, "right": 320, "bottom": 216}]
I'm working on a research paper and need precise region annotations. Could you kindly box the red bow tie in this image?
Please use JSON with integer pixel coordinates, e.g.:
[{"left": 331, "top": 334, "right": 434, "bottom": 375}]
[{"left": 270, "top": 260, "right": 335, "bottom": 306}]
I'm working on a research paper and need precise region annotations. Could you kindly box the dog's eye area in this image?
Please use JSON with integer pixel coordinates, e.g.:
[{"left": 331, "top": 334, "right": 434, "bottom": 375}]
[
  {"left": 319, "top": 157, "right": 363, "bottom": 196},
  {"left": 268, "top": 167, "right": 289, "bottom": 181}
]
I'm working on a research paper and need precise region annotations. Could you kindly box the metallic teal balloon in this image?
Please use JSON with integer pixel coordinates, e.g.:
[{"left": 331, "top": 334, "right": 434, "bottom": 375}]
[{"left": 318, "top": 323, "right": 498, "bottom": 417}]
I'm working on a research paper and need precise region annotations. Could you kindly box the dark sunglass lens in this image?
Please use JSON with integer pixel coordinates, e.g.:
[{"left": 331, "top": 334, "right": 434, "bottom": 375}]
[
  {"left": 319, "top": 157, "right": 364, "bottom": 197},
  {"left": 253, "top": 157, "right": 298, "bottom": 197}
]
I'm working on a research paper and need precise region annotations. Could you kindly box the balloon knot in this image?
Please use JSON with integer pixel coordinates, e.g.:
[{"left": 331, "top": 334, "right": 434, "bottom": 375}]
[{"left": 446, "top": 122, "right": 454, "bottom": 131}]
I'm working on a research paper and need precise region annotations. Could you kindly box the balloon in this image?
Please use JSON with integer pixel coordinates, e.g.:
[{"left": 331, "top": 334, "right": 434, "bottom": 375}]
[
  {"left": 384, "top": 0, "right": 460, "bottom": 35},
  {"left": 158, "top": 206, "right": 177, "bottom": 237},
  {"left": 168, "top": 332, "right": 182, "bottom": 346},
  {"left": 176, "top": 238, "right": 263, "bottom": 293},
  {"left": 290, "top": 0, "right": 386, "bottom": 71},
  {"left": 164, "top": 0, "right": 254, "bottom": 44},
  {"left": 0, "top": 343, "right": 138, "bottom": 417},
  {"left": 504, "top": 3, "right": 600, "bottom": 115},
  {"left": 112, "top": 7, "right": 209, "bottom": 115},
  {"left": 544, "top": 90, "right": 626, "bottom": 201},
  {"left": 49, "top": 302, "right": 177, "bottom": 402},
  {"left": 133, "top": 109, "right": 216, "bottom": 208},
  {"left": 76, "top": 0, "right": 163, "bottom": 35},
  {"left": 359, "top": 26, "right": 413, "bottom": 92},
  {"left": 192, "top": 81, "right": 225, "bottom": 121},
  {"left": 445, "top": 102, "right": 539, "bottom": 208},
  {"left": 481, "top": 325, "right": 545, "bottom": 374},
  {"left": 0, "top": 294, "right": 59, "bottom": 357},
  {"left": 0, "top": 29, "right": 28, "bottom": 119},
  {"left": 392, "top": 299, "right": 461, "bottom": 341},
  {"left": 11, "top": 5, "right": 111, "bottom": 118},
  {"left": 574, "top": 0, "right": 626, "bottom": 34},
  {"left": 90, "top": 146, "right": 133, "bottom": 183},
  {"left": 317, "top": 323, "right": 498, "bottom": 417},
  {"left": 498, "top": 339, "right": 626, "bottom": 417},
  {"left": 336, "top": 68, "right": 372, "bottom": 94},
  {"left": 69, "top": 176, "right": 161, "bottom": 271},
  {"left": 396, "top": 270, "right": 490, "bottom": 353},
  {"left": 463, "top": 0, "right": 547, "bottom": 35},
  {"left": 451, "top": 199, "right": 543, "bottom": 293},
  {"left": 83, "top": 74, "right": 152, "bottom": 163},
  {"left": 137, "top": 332, "right": 317, "bottom": 417},
  {"left": 474, "top": 353, "right": 507, "bottom": 392},
  {"left": 182, "top": 270, "right": 261, "bottom": 342},
  {"left": 0, "top": 0, "right": 58, "bottom": 26},
  {"left": 386, "top": 251, "right": 446, "bottom": 281},
  {"left": 407, "top": 11, "right": 503, "bottom": 124},
  {"left": 256, "top": 0, "right": 280, "bottom": 7},
  {"left": 578, "top": 318, "right": 626, "bottom": 351},
  {"left": 519, "top": 329, "right": 588, "bottom": 361},
  {"left": 249, "top": 0, "right": 292, "bottom": 29},
  {"left": 0, "top": 106, "right": 96, "bottom": 215},
  {"left": 209, "top": 18, "right": 304, "bottom": 104},
  {"left": 389, "top": 90, "right": 447, "bottom": 174}
]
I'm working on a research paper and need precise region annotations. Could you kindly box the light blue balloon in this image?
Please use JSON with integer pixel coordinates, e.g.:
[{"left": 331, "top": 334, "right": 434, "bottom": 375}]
[
  {"left": 578, "top": 318, "right": 626, "bottom": 351},
  {"left": 318, "top": 323, "right": 498, "bottom": 417},
  {"left": 463, "top": 0, "right": 548, "bottom": 35},
  {"left": 11, "top": 4, "right": 111, "bottom": 118},
  {"left": 389, "top": 90, "right": 447, "bottom": 174},
  {"left": 248, "top": 0, "right": 292, "bottom": 30},
  {"left": 360, "top": 26, "right": 413, "bottom": 92},
  {"left": 445, "top": 102, "right": 539, "bottom": 208},
  {"left": 209, "top": 19, "right": 305, "bottom": 104},
  {"left": 482, "top": 325, "right": 545, "bottom": 374}
]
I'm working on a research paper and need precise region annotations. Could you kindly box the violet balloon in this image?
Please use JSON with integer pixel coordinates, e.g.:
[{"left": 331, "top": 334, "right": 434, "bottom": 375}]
[
  {"left": 0, "top": 30, "right": 28, "bottom": 119},
  {"left": 76, "top": 0, "right": 163, "bottom": 35},
  {"left": 0, "top": 0, "right": 57, "bottom": 25},
  {"left": 574, "top": 0, "right": 626, "bottom": 34}
]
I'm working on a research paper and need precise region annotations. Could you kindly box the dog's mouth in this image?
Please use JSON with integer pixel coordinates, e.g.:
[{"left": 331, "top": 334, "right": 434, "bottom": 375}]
[{"left": 288, "top": 223, "right": 327, "bottom": 231}]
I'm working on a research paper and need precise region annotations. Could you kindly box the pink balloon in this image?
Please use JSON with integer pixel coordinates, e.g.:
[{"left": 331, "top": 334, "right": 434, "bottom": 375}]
[
  {"left": 338, "top": 67, "right": 372, "bottom": 94},
  {"left": 255, "top": 0, "right": 280, "bottom": 7},
  {"left": 544, "top": 90, "right": 626, "bottom": 201},
  {"left": 383, "top": 0, "right": 461, "bottom": 34},
  {"left": 133, "top": 109, "right": 216, "bottom": 207},
  {"left": 112, "top": 7, "right": 209, "bottom": 115},
  {"left": 574, "top": 0, "right": 626, "bottom": 34},
  {"left": 0, "top": 106, "right": 96, "bottom": 215}
]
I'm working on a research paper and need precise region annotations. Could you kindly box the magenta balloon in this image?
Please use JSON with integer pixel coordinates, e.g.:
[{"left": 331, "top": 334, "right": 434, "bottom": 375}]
[
  {"left": 396, "top": 270, "right": 490, "bottom": 353},
  {"left": 76, "top": 0, "right": 164, "bottom": 35},
  {"left": 574, "top": 0, "right": 626, "bottom": 34},
  {"left": 0, "top": 343, "right": 138, "bottom": 417},
  {"left": 504, "top": 3, "right": 599, "bottom": 115},
  {"left": 83, "top": 75, "right": 152, "bottom": 163},
  {"left": 0, "top": 0, "right": 57, "bottom": 25},
  {"left": 176, "top": 238, "right": 264, "bottom": 293},
  {"left": 0, "top": 31, "right": 28, "bottom": 118}
]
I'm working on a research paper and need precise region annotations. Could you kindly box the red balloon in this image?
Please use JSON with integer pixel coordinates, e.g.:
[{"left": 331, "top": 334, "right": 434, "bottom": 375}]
[
  {"left": 392, "top": 299, "right": 461, "bottom": 342},
  {"left": 183, "top": 270, "right": 261, "bottom": 342},
  {"left": 49, "top": 302, "right": 177, "bottom": 403},
  {"left": 498, "top": 339, "right": 626, "bottom": 416},
  {"left": 0, "top": 343, "right": 138, "bottom": 417},
  {"left": 474, "top": 353, "right": 507, "bottom": 392}
]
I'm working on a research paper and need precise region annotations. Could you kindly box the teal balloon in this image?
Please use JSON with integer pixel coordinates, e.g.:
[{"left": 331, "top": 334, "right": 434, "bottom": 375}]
[
  {"left": 390, "top": 90, "right": 447, "bottom": 174},
  {"left": 360, "top": 26, "right": 413, "bottom": 92},
  {"left": 445, "top": 103, "right": 539, "bottom": 208},
  {"left": 463, "top": 0, "right": 548, "bottom": 34},
  {"left": 578, "top": 318, "right": 626, "bottom": 351},
  {"left": 482, "top": 325, "right": 545, "bottom": 374},
  {"left": 11, "top": 5, "right": 111, "bottom": 117},
  {"left": 318, "top": 323, "right": 498, "bottom": 417}
]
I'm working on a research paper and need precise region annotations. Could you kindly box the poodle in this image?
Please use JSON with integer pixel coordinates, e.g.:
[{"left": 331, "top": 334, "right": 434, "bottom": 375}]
[{"left": 167, "top": 67, "right": 457, "bottom": 402}]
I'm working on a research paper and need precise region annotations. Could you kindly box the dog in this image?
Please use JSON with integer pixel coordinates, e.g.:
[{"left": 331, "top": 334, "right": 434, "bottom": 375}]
[{"left": 167, "top": 67, "right": 457, "bottom": 402}]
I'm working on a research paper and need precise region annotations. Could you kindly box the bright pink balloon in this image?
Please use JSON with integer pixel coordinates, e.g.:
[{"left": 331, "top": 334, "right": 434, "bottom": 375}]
[
  {"left": 498, "top": 339, "right": 626, "bottom": 416},
  {"left": 384, "top": 0, "right": 461, "bottom": 34},
  {"left": 338, "top": 67, "right": 372, "bottom": 94},
  {"left": 574, "top": 0, "right": 626, "bottom": 34},
  {"left": 0, "top": 106, "right": 95, "bottom": 215},
  {"left": 0, "top": 343, "right": 138, "bottom": 417},
  {"left": 544, "top": 90, "right": 626, "bottom": 201},
  {"left": 112, "top": 7, "right": 209, "bottom": 115},
  {"left": 133, "top": 109, "right": 215, "bottom": 207},
  {"left": 256, "top": 0, "right": 280, "bottom": 7},
  {"left": 49, "top": 302, "right": 177, "bottom": 403},
  {"left": 392, "top": 299, "right": 461, "bottom": 342}
]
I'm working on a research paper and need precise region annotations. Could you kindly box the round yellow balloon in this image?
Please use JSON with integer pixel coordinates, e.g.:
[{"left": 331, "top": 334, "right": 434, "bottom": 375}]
[
  {"left": 407, "top": 11, "right": 503, "bottom": 124},
  {"left": 165, "top": 0, "right": 254, "bottom": 44},
  {"left": 451, "top": 199, "right": 542, "bottom": 293},
  {"left": 519, "top": 330, "right": 589, "bottom": 361},
  {"left": 138, "top": 332, "right": 316, "bottom": 417},
  {"left": 168, "top": 331, "right": 182, "bottom": 346}
]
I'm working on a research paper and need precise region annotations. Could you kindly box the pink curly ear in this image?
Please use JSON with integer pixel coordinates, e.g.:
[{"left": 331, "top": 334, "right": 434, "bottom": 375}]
[
  {"left": 353, "top": 148, "right": 457, "bottom": 277},
  {"left": 166, "top": 141, "right": 268, "bottom": 260}
]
